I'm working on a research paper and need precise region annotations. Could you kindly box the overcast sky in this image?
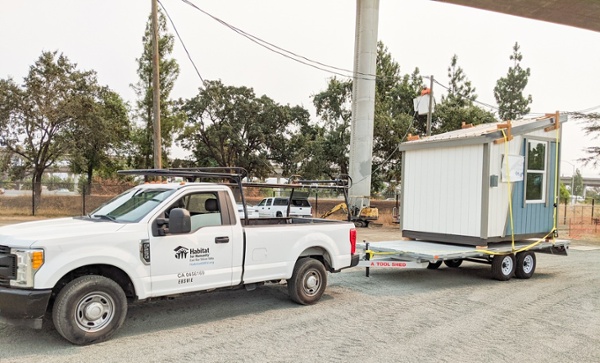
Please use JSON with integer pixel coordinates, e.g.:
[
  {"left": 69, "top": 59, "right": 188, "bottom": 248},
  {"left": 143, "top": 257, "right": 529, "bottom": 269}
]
[{"left": 1, "top": 0, "right": 599, "bottom": 177}]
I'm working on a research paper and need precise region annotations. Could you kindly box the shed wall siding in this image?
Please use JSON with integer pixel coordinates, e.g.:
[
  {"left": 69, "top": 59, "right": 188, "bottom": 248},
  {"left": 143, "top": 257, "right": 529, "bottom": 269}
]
[{"left": 403, "top": 145, "right": 483, "bottom": 237}]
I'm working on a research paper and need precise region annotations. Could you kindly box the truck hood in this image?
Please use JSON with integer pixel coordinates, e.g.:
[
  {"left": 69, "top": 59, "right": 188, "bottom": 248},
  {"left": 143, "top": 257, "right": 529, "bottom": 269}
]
[{"left": 0, "top": 217, "right": 127, "bottom": 248}]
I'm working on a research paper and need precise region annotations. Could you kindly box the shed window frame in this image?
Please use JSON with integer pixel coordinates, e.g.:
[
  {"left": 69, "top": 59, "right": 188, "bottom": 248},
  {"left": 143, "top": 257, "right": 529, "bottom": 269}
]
[{"left": 525, "top": 140, "right": 548, "bottom": 204}]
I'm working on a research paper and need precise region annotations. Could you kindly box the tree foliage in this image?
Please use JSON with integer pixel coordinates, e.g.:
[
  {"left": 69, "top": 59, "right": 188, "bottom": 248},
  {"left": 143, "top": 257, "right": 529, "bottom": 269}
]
[
  {"left": 494, "top": 42, "right": 532, "bottom": 121},
  {"left": 0, "top": 51, "right": 95, "bottom": 203},
  {"left": 130, "top": 9, "right": 181, "bottom": 169},
  {"left": 68, "top": 87, "right": 130, "bottom": 193},
  {"left": 432, "top": 55, "right": 496, "bottom": 134},
  {"left": 574, "top": 168, "right": 584, "bottom": 197},
  {"left": 571, "top": 112, "right": 600, "bottom": 168},
  {"left": 178, "top": 80, "right": 310, "bottom": 179},
  {"left": 311, "top": 42, "right": 423, "bottom": 192}
]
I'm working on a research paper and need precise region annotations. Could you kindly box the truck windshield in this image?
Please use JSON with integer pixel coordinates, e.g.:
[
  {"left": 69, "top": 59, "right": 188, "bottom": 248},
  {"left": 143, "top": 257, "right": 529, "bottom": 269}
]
[{"left": 89, "top": 187, "right": 176, "bottom": 223}]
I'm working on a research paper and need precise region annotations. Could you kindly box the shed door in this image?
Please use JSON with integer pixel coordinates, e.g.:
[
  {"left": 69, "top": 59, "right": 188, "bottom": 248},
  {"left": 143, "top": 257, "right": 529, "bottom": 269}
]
[{"left": 507, "top": 140, "right": 556, "bottom": 236}]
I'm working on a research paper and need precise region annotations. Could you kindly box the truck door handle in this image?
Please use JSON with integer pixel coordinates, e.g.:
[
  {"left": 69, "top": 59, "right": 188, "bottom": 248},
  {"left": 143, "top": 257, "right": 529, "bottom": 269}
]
[{"left": 215, "top": 236, "right": 230, "bottom": 244}]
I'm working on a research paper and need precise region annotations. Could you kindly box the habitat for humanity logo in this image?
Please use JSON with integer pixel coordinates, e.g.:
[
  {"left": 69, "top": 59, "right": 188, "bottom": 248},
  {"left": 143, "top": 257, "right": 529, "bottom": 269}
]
[{"left": 174, "top": 246, "right": 189, "bottom": 259}]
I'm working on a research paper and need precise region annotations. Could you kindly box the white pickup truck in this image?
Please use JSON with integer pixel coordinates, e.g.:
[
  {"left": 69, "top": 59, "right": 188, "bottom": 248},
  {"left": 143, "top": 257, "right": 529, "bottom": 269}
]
[
  {"left": 256, "top": 196, "right": 312, "bottom": 218},
  {"left": 0, "top": 175, "right": 358, "bottom": 345}
]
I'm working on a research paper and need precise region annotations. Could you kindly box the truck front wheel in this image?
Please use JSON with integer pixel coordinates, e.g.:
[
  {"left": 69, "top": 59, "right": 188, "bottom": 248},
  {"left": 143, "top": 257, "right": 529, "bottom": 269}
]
[
  {"left": 288, "top": 258, "right": 327, "bottom": 305},
  {"left": 52, "top": 275, "right": 127, "bottom": 345}
]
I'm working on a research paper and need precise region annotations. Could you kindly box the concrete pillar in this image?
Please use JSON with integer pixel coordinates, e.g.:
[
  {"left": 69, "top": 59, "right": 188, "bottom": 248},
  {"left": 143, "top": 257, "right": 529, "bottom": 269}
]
[{"left": 349, "top": 0, "right": 379, "bottom": 211}]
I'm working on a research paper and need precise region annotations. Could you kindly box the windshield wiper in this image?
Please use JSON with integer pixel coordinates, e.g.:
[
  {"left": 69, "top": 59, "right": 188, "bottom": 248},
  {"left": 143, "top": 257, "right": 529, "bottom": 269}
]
[{"left": 92, "top": 214, "right": 117, "bottom": 222}]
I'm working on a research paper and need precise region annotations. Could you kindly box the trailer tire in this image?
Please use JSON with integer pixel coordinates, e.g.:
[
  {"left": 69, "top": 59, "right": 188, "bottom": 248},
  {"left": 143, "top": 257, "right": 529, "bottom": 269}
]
[
  {"left": 427, "top": 261, "right": 443, "bottom": 269},
  {"left": 288, "top": 258, "right": 327, "bottom": 305},
  {"left": 52, "top": 275, "right": 127, "bottom": 345},
  {"left": 515, "top": 251, "right": 536, "bottom": 279},
  {"left": 444, "top": 259, "right": 463, "bottom": 268},
  {"left": 491, "top": 254, "right": 515, "bottom": 281}
]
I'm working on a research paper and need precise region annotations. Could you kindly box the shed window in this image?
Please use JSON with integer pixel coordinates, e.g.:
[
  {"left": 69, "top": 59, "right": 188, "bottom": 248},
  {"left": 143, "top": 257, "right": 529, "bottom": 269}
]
[{"left": 525, "top": 140, "right": 547, "bottom": 203}]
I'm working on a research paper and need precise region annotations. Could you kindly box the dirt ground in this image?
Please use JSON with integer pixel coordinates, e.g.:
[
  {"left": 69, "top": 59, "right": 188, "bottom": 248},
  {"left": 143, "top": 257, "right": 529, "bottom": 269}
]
[{"left": 1, "top": 220, "right": 599, "bottom": 362}]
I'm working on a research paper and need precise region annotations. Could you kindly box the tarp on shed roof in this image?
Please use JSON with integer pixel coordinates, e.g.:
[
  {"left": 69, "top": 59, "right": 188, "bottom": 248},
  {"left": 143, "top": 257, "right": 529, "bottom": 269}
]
[{"left": 398, "top": 114, "right": 566, "bottom": 152}]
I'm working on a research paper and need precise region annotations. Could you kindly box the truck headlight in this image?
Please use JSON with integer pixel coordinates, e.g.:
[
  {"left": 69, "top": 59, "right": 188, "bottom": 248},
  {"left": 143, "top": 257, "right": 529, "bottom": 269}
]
[{"left": 10, "top": 248, "right": 44, "bottom": 288}]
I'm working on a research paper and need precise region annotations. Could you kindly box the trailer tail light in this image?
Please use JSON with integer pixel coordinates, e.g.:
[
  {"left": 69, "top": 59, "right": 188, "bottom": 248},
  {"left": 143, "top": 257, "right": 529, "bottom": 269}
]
[{"left": 350, "top": 228, "right": 357, "bottom": 254}]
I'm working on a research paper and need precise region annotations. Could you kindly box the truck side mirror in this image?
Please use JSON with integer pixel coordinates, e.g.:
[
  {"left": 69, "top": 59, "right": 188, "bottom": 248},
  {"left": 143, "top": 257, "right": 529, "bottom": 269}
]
[{"left": 169, "top": 208, "right": 191, "bottom": 234}]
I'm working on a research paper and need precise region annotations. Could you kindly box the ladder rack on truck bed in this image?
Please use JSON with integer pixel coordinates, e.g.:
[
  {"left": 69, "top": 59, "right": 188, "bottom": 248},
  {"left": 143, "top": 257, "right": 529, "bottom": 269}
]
[{"left": 356, "top": 239, "right": 569, "bottom": 281}]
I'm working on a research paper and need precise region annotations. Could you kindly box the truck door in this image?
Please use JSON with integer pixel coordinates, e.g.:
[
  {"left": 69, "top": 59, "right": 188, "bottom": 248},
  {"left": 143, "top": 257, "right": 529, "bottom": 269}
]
[
  {"left": 257, "top": 198, "right": 273, "bottom": 217},
  {"left": 148, "top": 191, "right": 237, "bottom": 297}
]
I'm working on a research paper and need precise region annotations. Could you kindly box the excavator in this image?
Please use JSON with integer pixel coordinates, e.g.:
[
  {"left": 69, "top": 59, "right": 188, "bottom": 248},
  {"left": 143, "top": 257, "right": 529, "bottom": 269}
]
[
  {"left": 287, "top": 175, "right": 379, "bottom": 228},
  {"left": 320, "top": 200, "right": 379, "bottom": 228}
]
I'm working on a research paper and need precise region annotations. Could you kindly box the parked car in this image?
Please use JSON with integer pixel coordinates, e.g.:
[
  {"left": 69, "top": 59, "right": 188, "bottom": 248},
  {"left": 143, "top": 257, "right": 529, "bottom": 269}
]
[
  {"left": 236, "top": 202, "right": 259, "bottom": 219},
  {"left": 255, "top": 196, "right": 312, "bottom": 218}
]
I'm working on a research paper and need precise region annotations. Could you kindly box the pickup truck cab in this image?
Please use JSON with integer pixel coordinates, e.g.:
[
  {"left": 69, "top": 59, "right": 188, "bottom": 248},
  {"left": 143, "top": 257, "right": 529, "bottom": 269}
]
[
  {"left": 0, "top": 181, "right": 358, "bottom": 345},
  {"left": 256, "top": 196, "right": 312, "bottom": 218}
]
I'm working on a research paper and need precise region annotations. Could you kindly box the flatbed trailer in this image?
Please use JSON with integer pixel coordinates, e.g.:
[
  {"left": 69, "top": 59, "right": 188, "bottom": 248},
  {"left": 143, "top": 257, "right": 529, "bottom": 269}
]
[{"left": 356, "top": 239, "right": 569, "bottom": 281}]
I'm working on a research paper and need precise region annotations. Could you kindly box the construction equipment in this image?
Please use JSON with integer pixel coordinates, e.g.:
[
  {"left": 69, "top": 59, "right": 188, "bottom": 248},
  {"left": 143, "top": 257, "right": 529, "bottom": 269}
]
[{"left": 320, "top": 201, "right": 379, "bottom": 228}]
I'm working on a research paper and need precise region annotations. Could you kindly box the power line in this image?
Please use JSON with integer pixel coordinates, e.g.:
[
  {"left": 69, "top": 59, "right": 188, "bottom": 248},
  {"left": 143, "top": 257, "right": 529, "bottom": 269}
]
[
  {"left": 158, "top": 0, "right": 204, "bottom": 83},
  {"left": 177, "top": 0, "right": 388, "bottom": 82}
]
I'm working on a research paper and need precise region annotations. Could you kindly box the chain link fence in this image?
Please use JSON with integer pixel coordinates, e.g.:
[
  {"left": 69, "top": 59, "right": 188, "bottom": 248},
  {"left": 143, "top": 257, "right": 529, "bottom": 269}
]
[{"left": 0, "top": 182, "right": 134, "bottom": 216}]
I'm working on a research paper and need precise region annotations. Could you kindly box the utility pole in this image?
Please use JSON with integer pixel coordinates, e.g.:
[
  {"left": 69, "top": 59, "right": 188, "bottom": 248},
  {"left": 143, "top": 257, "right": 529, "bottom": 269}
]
[
  {"left": 151, "top": 0, "right": 162, "bottom": 169},
  {"left": 426, "top": 75, "right": 434, "bottom": 136},
  {"left": 348, "top": 0, "right": 380, "bottom": 219}
]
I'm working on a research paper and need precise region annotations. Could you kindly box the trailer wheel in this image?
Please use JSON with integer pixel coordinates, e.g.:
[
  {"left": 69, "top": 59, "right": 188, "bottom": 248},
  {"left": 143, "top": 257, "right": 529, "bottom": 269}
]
[
  {"left": 427, "top": 261, "right": 442, "bottom": 269},
  {"left": 515, "top": 251, "right": 536, "bottom": 279},
  {"left": 288, "top": 258, "right": 327, "bottom": 305},
  {"left": 491, "top": 254, "right": 515, "bottom": 281},
  {"left": 52, "top": 275, "right": 127, "bottom": 345},
  {"left": 444, "top": 259, "right": 463, "bottom": 268}
]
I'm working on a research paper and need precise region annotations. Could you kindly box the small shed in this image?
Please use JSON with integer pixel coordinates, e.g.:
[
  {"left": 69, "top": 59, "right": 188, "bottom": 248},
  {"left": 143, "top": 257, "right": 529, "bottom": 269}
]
[{"left": 398, "top": 113, "right": 566, "bottom": 246}]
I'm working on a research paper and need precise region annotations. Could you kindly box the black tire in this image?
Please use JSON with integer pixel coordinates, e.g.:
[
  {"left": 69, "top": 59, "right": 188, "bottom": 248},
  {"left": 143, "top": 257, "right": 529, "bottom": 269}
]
[
  {"left": 427, "top": 261, "right": 443, "bottom": 269},
  {"left": 515, "top": 251, "right": 536, "bottom": 279},
  {"left": 444, "top": 259, "right": 463, "bottom": 268},
  {"left": 287, "top": 258, "right": 327, "bottom": 305},
  {"left": 52, "top": 275, "right": 127, "bottom": 345},
  {"left": 491, "top": 254, "right": 516, "bottom": 281},
  {"left": 276, "top": 211, "right": 283, "bottom": 218},
  {"left": 354, "top": 220, "right": 365, "bottom": 228}
]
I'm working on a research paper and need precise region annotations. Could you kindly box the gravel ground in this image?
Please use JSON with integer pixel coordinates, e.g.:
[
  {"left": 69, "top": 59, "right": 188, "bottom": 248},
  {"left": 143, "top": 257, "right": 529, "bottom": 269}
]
[{"left": 1, "top": 224, "right": 599, "bottom": 362}]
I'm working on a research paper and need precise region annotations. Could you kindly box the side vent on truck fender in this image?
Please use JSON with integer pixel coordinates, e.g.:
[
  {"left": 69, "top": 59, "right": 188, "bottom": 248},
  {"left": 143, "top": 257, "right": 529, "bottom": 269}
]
[{"left": 350, "top": 228, "right": 357, "bottom": 254}]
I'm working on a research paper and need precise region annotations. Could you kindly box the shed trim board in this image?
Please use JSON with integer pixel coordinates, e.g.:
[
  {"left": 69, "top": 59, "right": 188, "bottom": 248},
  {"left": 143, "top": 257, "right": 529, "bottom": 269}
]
[
  {"left": 397, "top": 115, "right": 563, "bottom": 152},
  {"left": 400, "top": 115, "right": 564, "bottom": 246}
]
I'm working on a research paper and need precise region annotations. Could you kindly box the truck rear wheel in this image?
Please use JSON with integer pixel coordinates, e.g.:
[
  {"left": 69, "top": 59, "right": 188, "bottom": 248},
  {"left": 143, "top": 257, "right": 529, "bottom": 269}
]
[
  {"left": 515, "top": 251, "right": 536, "bottom": 279},
  {"left": 288, "top": 258, "right": 327, "bottom": 305},
  {"left": 52, "top": 275, "right": 127, "bottom": 345},
  {"left": 491, "top": 254, "right": 515, "bottom": 281},
  {"left": 444, "top": 259, "right": 463, "bottom": 268},
  {"left": 427, "top": 261, "right": 442, "bottom": 269}
]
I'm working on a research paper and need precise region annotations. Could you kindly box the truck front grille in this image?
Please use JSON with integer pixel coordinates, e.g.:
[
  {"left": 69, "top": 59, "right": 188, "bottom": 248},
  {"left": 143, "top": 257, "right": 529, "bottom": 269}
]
[{"left": 0, "top": 245, "right": 16, "bottom": 287}]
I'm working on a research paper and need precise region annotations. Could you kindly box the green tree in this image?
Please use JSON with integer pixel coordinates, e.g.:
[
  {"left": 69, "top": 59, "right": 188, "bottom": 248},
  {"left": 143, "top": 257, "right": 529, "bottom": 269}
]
[
  {"left": 311, "top": 77, "right": 353, "bottom": 178},
  {"left": 445, "top": 54, "right": 477, "bottom": 108},
  {"left": 130, "top": 9, "right": 181, "bottom": 169},
  {"left": 0, "top": 51, "right": 94, "bottom": 206},
  {"left": 68, "top": 87, "right": 130, "bottom": 194},
  {"left": 559, "top": 182, "right": 571, "bottom": 203},
  {"left": 494, "top": 42, "right": 532, "bottom": 121},
  {"left": 311, "top": 42, "right": 424, "bottom": 191},
  {"left": 178, "top": 80, "right": 310, "bottom": 179},
  {"left": 571, "top": 112, "right": 600, "bottom": 168},
  {"left": 432, "top": 55, "right": 496, "bottom": 134},
  {"left": 573, "top": 168, "right": 584, "bottom": 197}
]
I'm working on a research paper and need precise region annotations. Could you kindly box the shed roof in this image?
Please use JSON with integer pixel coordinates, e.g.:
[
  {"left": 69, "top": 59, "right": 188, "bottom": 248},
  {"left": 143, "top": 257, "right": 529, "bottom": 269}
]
[{"left": 398, "top": 114, "right": 567, "bottom": 152}]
